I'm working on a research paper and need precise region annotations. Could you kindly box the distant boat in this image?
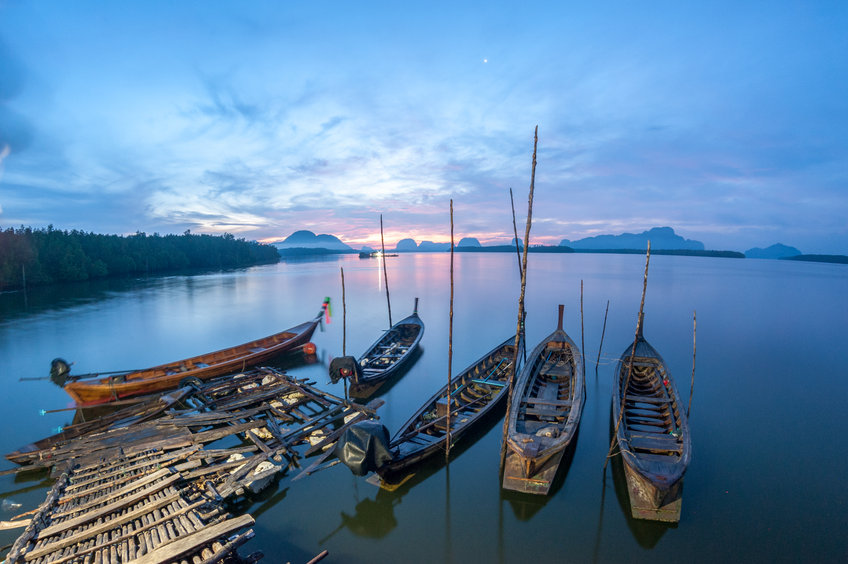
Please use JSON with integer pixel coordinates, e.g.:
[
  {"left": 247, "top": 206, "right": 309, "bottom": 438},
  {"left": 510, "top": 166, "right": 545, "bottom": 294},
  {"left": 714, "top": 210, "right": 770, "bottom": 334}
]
[
  {"left": 346, "top": 299, "right": 424, "bottom": 398},
  {"left": 377, "top": 334, "right": 522, "bottom": 478},
  {"left": 502, "top": 305, "right": 584, "bottom": 494},
  {"left": 611, "top": 313, "right": 691, "bottom": 522},
  {"left": 57, "top": 305, "right": 326, "bottom": 406},
  {"left": 359, "top": 251, "right": 398, "bottom": 258}
]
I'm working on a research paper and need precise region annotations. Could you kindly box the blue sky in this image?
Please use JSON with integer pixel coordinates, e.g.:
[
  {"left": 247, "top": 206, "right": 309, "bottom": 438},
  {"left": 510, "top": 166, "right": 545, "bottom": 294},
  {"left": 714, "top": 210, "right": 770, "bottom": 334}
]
[{"left": 1, "top": 1, "right": 846, "bottom": 253}]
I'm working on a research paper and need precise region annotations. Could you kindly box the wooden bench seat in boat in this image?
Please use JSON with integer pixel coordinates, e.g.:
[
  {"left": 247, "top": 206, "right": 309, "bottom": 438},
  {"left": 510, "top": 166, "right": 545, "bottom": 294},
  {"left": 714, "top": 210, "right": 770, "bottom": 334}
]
[
  {"left": 627, "top": 434, "right": 683, "bottom": 453},
  {"left": 625, "top": 394, "right": 672, "bottom": 404},
  {"left": 541, "top": 361, "right": 573, "bottom": 377},
  {"left": 523, "top": 398, "right": 572, "bottom": 407}
]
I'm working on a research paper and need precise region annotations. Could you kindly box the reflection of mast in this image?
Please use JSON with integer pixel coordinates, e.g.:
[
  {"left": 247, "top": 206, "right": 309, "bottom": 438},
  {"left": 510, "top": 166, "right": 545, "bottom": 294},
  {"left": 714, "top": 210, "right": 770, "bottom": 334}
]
[
  {"left": 498, "top": 490, "right": 504, "bottom": 564},
  {"left": 444, "top": 463, "right": 452, "bottom": 563},
  {"left": 592, "top": 470, "right": 608, "bottom": 562}
]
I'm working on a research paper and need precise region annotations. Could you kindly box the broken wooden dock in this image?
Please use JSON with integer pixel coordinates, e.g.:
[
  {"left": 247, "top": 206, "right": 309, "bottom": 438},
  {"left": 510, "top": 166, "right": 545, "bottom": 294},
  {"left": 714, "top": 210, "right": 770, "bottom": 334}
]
[{"left": 4, "top": 367, "right": 379, "bottom": 562}]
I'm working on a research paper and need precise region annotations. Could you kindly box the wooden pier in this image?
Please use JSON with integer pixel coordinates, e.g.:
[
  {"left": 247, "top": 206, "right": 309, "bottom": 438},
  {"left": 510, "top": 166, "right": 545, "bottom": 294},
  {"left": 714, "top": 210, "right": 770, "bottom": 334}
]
[{"left": 4, "top": 367, "right": 378, "bottom": 562}]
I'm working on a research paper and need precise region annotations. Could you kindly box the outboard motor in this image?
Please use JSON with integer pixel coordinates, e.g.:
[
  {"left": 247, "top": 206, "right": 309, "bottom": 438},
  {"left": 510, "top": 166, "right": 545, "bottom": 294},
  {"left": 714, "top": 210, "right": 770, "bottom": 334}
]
[
  {"left": 329, "top": 356, "right": 362, "bottom": 384},
  {"left": 333, "top": 420, "right": 394, "bottom": 476},
  {"left": 49, "top": 358, "right": 72, "bottom": 387}
]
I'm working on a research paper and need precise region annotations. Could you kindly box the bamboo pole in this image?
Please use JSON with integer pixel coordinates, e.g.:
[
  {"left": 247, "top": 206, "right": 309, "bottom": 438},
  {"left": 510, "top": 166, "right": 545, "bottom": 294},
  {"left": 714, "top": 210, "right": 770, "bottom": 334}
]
[
  {"left": 341, "top": 267, "right": 348, "bottom": 400},
  {"left": 688, "top": 310, "right": 697, "bottom": 417},
  {"left": 341, "top": 267, "right": 346, "bottom": 356},
  {"left": 509, "top": 188, "right": 523, "bottom": 279},
  {"left": 446, "top": 199, "right": 455, "bottom": 460},
  {"left": 499, "top": 126, "right": 538, "bottom": 474},
  {"left": 596, "top": 300, "right": 610, "bottom": 368},
  {"left": 380, "top": 214, "right": 393, "bottom": 327},
  {"left": 604, "top": 241, "right": 651, "bottom": 469}
]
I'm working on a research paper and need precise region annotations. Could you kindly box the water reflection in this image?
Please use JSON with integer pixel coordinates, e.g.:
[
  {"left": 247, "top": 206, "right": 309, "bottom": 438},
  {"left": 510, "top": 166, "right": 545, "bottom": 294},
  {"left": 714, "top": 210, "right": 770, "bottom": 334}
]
[{"left": 326, "top": 404, "right": 505, "bottom": 541}]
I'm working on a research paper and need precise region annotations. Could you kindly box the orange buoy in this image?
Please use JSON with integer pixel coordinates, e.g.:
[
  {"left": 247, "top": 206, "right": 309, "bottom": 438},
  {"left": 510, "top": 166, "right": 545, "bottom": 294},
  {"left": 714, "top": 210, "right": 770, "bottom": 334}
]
[{"left": 303, "top": 342, "right": 317, "bottom": 355}]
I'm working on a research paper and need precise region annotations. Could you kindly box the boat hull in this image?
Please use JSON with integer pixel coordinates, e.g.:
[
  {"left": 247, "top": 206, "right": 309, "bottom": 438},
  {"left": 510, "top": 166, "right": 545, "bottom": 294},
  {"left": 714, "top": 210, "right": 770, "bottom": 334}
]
[
  {"left": 350, "top": 303, "right": 424, "bottom": 399},
  {"left": 378, "top": 335, "right": 521, "bottom": 479},
  {"left": 63, "top": 312, "right": 322, "bottom": 405},
  {"left": 611, "top": 314, "right": 691, "bottom": 523},
  {"left": 502, "top": 306, "right": 584, "bottom": 495},
  {"left": 622, "top": 457, "right": 684, "bottom": 522}
]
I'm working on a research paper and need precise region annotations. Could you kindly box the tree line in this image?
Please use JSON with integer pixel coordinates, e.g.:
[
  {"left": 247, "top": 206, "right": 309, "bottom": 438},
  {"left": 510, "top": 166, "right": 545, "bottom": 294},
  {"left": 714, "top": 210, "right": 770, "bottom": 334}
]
[{"left": 0, "top": 226, "right": 280, "bottom": 290}]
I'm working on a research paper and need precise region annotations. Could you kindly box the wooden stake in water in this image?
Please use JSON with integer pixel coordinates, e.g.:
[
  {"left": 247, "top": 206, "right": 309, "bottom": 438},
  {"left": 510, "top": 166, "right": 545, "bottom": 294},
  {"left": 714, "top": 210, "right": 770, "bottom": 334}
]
[
  {"left": 500, "top": 125, "right": 538, "bottom": 474},
  {"left": 605, "top": 241, "right": 651, "bottom": 469},
  {"left": 341, "top": 267, "right": 349, "bottom": 400},
  {"left": 340, "top": 267, "right": 347, "bottom": 356},
  {"left": 688, "top": 310, "right": 697, "bottom": 417},
  {"left": 596, "top": 300, "right": 610, "bottom": 374},
  {"left": 446, "top": 199, "right": 455, "bottom": 460},
  {"left": 380, "top": 214, "right": 393, "bottom": 327},
  {"left": 509, "top": 188, "right": 523, "bottom": 279}
]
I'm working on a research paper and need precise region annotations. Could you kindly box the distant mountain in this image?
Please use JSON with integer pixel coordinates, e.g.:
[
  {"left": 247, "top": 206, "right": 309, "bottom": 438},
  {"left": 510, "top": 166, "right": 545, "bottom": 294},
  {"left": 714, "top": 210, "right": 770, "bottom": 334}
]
[
  {"left": 276, "top": 230, "right": 353, "bottom": 251},
  {"left": 396, "top": 238, "right": 418, "bottom": 251},
  {"left": 560, "top": 227, "right": 704, "bottom": 251},
  {"left": 457, "top": 237, "right": 482, "bottom": 248},
  {"left": 418, "top": 241, "right": 451, "bottom": 252},
  {"left": 744, "top": 243, "right": 801, "bottom": 259}
]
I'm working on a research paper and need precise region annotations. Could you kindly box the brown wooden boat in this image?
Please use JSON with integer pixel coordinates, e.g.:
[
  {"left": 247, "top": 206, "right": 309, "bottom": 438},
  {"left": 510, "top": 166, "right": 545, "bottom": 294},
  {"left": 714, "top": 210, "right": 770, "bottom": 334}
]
[
  {"left": 612, "top": 312, "right": 691, "bottom": 522},
  {"left": 60, "top": 306, "right": 325, "bottom": 405},
  {"left": 502, "top": 305, "right": 584, "bottom": 494}
]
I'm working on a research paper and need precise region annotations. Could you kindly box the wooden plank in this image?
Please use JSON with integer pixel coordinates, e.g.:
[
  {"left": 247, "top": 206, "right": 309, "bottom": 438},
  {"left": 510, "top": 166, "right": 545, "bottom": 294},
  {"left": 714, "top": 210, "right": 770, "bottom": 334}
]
[
  {"left": 35, "top": 473, "right": 180, "bottom": 539},
  {"left": 25, "top": 488, "right": 184, "bottom": 559},
  {"left": 627, "top": 435, "right": 682, "bottom": 453},
  {"left": 522, "top": 398, "right": 572, "bottom": 407},
  {"left": 131, "top": 514, "right": 255, "bottom": 564},
  {"left": 53, "top": 468, "right": 172, "bottom": 518},
  {"left": 625, "top": 394, "right": 672, "bottom": 404}
]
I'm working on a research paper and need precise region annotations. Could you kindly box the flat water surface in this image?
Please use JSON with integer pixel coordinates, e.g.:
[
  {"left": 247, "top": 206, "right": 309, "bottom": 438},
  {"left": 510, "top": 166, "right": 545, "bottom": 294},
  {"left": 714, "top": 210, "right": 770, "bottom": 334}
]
[{"left": 1, "top": 253, "right": 846, "bottom": 562}]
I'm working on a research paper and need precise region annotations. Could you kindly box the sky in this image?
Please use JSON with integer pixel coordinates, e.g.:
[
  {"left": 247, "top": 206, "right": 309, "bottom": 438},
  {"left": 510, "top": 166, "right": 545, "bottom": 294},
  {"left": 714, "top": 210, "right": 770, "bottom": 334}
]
[{"left": 1, "top": 1, "right": 846, "bottom": 254}]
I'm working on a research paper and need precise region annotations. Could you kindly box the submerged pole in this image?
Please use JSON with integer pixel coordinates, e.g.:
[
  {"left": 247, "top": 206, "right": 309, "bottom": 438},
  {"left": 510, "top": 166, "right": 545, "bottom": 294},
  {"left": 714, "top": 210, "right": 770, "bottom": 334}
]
[
  {"left": 688, "top": 310, "right": 697, "bottom": 417},
  {"left": 500, "top": 126, "right": 538, "bottom": 474},
  {"left": 380, "top": 214, "right": 393, "bottom": 327},
  {"left": 446, "top": 199, "right": 455, "bottom": 460},
  {"left": 509, "top": 188, "right": 523, "bottom": 279},
  {"left": 605, "top": 241, "right": 651, "bottom": 469},
  {"left": 596, "top": 300, "right": 610, "bottom": 376}
]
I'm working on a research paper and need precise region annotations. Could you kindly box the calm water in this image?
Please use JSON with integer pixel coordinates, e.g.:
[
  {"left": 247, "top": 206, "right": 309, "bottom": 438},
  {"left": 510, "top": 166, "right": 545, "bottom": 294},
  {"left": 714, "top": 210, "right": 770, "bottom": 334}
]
[{"left": 1, "top": 253, "right": 846, "bottom": 562}]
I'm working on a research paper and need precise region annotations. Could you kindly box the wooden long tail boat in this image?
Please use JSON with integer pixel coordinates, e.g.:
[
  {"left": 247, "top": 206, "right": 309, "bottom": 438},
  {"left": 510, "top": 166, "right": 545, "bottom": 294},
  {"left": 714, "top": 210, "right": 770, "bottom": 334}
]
[
  {"left": 60, "top": 305, "right": 326, "bottom": 405},
  {"left": 502, "top": 305, "right": 585, "bottom": 494},
  {"left": 377, "top": 334, "right": 522, "bottom": 479},
  {"left": 612, "top": 312, "right": 691, "bottom": 522},
  {"left": 348, "top": 298, "right": 424, "bottom": 398}
]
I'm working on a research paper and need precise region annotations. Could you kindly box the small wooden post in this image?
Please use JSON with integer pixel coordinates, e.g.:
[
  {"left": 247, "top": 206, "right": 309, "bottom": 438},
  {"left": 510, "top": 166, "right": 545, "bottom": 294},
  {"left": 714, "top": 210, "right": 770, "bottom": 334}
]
[
  {"left": 605, "top": 241, "right": 651, "bottom": 469},
  {"left": 509, "top": 188, "right": 523, "bottom": 279},
  {"left": 500, "top": 126, "right": 538, "bottom": 474},
  {"left": 380, "top": 214, "right": 393, "bottom": 327},
  {"left": 22, "top": 265, "right": 26, "bottom": 289},
  {"left": 596, "top": 300, "right": 610, "bottom": 374},
  {"left": 446, "top": 200, "right": 455, "bottom": 460},
  {"left": 688, "top": 310, "right": 697, "bottom": 417}
]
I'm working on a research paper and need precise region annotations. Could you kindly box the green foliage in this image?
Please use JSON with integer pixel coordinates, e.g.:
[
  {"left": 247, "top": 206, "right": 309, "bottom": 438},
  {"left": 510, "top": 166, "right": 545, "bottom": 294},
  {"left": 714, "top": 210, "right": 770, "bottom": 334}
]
[{"left": 0, "top": 226, "right": 280, "bottom": 290}]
